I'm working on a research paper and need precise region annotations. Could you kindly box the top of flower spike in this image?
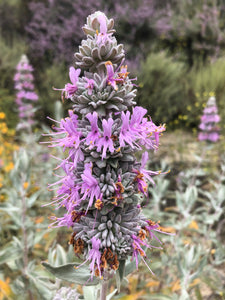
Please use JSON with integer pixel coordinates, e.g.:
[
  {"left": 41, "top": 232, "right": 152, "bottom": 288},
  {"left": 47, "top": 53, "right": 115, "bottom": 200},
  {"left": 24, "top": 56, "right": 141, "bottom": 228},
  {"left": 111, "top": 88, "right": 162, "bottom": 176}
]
[
  {"left": 207, "top": 96, "right": 216, "bottom": 107},
  {"left": 82, "top": 11, "right": 115, "bottom": 36},
  {"left": 16, "top": 54, "right": 33, "bottom": 72},
  {"left": 20, "top": 54, "right": 29, "bottom": 64}
]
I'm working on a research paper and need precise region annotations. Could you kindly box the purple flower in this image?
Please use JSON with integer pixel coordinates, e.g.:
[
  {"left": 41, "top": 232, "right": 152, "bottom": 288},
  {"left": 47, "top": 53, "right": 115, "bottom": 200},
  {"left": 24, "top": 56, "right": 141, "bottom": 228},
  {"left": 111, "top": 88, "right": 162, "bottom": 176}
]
[
  {"left": 14, "top": 55, "right": 38, "bottom": 131},
  {"left": 50, "top": 111, "right": 81, "bottom": 151},
  {"left": 208, "top": 132, "right": 220, "bottom": 142},
  {"left": 88, "top": 236, "right": 102, "bottom": 278},
  {"left": 131, "top": 234, "right": 148, "bottom": 269},
  {"left": 64, "top": 67, "right": 81, "bottom": 98},
  {"left": 145, "top": 220, "right": 175, "bottom": 243},
  {"left": 49, "top": 213, "right": 75, "bottom": 229},
  {"left": 201, "top": 114, "right": 220, "bottom": 123},
  {"left": 96, "top": 14, "right": 112, "bottom": 45},
  {"left": 52, "top": 162, "right": 80, "bottom": 207},
  {"left": 84, "top": 78, "right": 95, "bottom": 95},
  {"left": 204, "top": 106, "right": 218, "bottom": 114},
  {"left": 25, "top": 91, "right": 38, "bottom": 101},
  {"left": 117, "top": 65, "right": 131, "bottom": 83},
  {"left": 96, "top": 118, "right": 115, "bottom": 159},
  {"left": 112, "top": 175, "right": 124, "bottom": 205},
  {"left": 138, "top": 152, "right": 162, "bottom": 184},
  {"left": 130, "top": 106, "right": 147, "bottom": 129},
  {"left": 119, "top": 111, "right": 136, "bottom": 148},
  {"left": 47, "top": 162, "right": 82, "bottom": 228},
  {"left": 16, "top": 62, "right": 33, "bottom": 72},
  {"left": 198, "top": 96, "right": 220, "bottom": 142},
  {"left": 136, "top": 174, "right": 148, "bottom": 195},
  {"left": 86, "top": 112, "right": 100, "bottom": 147},
  {"left": 81, "top": 162, "right": 101, "bottom": 211},
  {"left": 198, "top": 132, "right": 207, "bottom": 141},
  {"left": 131, "top": 227, "right": 166, "bottom": 273},
  {"left": 47, "top": 111, "right": 84, "bottom": 167},
  {"left": 130, "top": 106, "right": 165, "bottom": 150},
  {"left": 145, "top": 220, "right": 162, "bottom": 244},
  {"left": 105, "top": 61, "right": 118, "bottom": 90}
]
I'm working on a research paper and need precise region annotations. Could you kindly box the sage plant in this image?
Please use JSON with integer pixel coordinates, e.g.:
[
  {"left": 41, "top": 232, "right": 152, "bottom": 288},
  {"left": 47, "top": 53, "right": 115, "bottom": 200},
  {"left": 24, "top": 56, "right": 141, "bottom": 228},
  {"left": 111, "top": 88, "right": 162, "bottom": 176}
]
[
  {"left": 198, "top": 96, "right": 220, "bottom": 142},
  {"left": 14, "top": 54, "right": 38, "bottom": 131},
  {"left": 46, "top": 11, "right": 168, "bottom": 298}
]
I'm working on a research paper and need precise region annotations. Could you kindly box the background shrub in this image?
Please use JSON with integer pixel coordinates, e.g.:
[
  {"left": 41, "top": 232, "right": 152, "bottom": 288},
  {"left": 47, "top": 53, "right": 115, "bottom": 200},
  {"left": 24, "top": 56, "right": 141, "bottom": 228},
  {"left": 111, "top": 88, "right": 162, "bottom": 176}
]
[{"left": 137, "top": 52, "right": 188, "bottom": 125}]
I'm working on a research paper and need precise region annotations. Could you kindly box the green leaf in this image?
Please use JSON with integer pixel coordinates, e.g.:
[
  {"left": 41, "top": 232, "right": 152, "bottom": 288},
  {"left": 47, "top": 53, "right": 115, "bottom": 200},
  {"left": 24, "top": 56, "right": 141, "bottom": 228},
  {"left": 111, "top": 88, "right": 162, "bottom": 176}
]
[
  {"left": 115, "top": 271, "right": 121, "bottom": 293},
  {"left": 31, "top": 278, "right": 54, "bottom": 300},
  {"left": 83, "top": 286, "right": 98, "bottom": 300},
  {"left": 0, "top": 242, "right": 22, "bottom": 264},
  {"left": 106, "top": 289, "right": 118, "bottom": 300},
  {"left": 118, "top": 260, "right": 125, "bottom": 281},
  {"left": 124, "top": 258, "right": 139, "bottom": 277},
  {"left": 42, "top": 262, "right": 100, "bottom": 286},
  {"left": 27, "top": 191, "right": 41, "bottom": 208},
  {"left": 116, "top": 259, "right": 125, "bottom": 291}
]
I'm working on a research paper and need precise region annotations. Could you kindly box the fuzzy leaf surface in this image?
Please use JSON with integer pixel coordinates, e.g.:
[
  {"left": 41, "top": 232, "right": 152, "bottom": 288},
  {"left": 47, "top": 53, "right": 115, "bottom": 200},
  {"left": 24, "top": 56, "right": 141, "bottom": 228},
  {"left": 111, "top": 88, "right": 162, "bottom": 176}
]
[{"left": 42, "top": 262, "right": 100, "bottom": 286}]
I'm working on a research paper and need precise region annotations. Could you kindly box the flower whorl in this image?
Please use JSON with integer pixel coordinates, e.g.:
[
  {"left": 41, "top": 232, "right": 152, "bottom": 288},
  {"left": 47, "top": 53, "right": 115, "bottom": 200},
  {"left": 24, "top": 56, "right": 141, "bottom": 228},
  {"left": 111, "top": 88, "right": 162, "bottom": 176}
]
[{"left": 48, "top": 11, "right": 166, "bottom": 279}]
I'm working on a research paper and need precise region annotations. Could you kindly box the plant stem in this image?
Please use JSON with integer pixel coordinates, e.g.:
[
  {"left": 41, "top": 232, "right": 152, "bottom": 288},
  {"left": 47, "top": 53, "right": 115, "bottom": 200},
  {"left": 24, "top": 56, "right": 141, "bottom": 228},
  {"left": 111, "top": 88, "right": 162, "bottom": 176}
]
[
  {"left": 21, "top": 177, "right": 34, "bottom": 300},
  {"left": 189, "top": 146, "right": 207, "bottom": 187},
  {"left": 100, "top": 279, "right": 108, "bottom": 300},
  {"left": 21, "top": 183, "right": 28, "bottom": 274}
]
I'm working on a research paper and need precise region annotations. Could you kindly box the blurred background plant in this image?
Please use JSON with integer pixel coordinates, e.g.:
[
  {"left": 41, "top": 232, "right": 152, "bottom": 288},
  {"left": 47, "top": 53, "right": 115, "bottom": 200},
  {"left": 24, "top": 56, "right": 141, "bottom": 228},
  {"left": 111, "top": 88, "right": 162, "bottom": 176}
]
[{"left": 0, "top": 0, "right": 225, "bottom": 299}]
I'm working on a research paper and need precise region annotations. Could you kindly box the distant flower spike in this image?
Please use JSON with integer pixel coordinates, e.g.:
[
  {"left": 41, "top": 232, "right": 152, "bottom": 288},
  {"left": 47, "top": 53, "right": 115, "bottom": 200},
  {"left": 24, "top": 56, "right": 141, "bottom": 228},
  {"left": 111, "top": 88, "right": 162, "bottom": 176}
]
[
  {"left": 14, "top": 55, "right": 38, "bottom": 131},
  {"left": 198, "top": 96, "right": 220, "bottom": 142}
]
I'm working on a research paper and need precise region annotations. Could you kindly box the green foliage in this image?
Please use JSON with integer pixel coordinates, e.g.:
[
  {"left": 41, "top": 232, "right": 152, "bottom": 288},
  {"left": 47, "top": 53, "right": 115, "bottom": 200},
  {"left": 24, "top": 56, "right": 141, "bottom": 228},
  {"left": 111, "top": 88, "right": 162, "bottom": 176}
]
[
  {"left": 0, "top": 89, "right": 18, "bottom": 128},
  {"left": 1, "top": 126, "right": 225, "bottom": 299},
  {"left": 42, "top": 262, "right": 100, "bottom": 286},
  {"left": 0, "top": 37, "right": 27, "bottom": 128},
  {"left": 139, "top": 150, "right": 225, "bottom": 299},
  {"left": 0, "top": 131, "right": 72, "bottom": 299},
  {"left": 138, "top": 53, "right": 225, "bottom": 132},
  {"left": 36, "top": 63, "right": 69, "bottom": 124},
  {"left": 137, "top": 52, "right": 188, "bottom": 125},
  {"left": 0, "top": 37, "right": 27, "bottom": 88},
  {"left": 158, "top": 0, "right": 225, "bottom": 66}
]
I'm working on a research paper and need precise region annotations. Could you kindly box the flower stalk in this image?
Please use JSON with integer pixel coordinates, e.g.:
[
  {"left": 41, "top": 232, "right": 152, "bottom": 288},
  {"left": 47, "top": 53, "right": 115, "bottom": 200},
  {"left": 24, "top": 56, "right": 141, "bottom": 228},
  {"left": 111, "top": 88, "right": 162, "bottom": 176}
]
[
  {"left": 198, "top": 96, "right": 220, "bottom": 143},
  {"left": 46, "top": 11, "right": 171, "bottom": 294},
  {"left": 14, "top": 55, "right": 38, "bottom": 133},
  {"left": 100, "top": 279, "right": 109, "bottom": 300}
]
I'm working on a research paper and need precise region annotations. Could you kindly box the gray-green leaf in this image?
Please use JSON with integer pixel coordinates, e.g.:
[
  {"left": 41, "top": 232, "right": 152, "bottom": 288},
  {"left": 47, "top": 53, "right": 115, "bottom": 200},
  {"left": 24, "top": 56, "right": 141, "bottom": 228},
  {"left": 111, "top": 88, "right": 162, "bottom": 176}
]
[{"left": 42, "top": 262, "right": 100, "bottom": 286}]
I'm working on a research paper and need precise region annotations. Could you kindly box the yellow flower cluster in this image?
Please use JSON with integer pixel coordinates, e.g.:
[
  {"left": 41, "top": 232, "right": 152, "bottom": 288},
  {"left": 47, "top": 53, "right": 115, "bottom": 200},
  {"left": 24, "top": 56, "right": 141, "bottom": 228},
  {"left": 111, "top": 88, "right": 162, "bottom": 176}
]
[
  {"left": 195, "top": 91, "right": 215, "bottom": 98},
  {"left": 0, "top": 112, "right": 19, "bottom": 188}
]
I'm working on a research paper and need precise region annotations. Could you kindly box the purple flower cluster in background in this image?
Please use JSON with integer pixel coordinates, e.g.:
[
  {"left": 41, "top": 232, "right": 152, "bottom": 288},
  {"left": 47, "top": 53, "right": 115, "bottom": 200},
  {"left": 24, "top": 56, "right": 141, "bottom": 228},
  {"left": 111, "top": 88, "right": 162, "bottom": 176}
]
[
  {"left": 14, "top": 55, "right": 38, "bottom": 131},
  {"left": 198, "top": 96, "right": 220, "bottom": 142},
  {"left": 47, "top": 11, "right": 169, "bottom": 279}
]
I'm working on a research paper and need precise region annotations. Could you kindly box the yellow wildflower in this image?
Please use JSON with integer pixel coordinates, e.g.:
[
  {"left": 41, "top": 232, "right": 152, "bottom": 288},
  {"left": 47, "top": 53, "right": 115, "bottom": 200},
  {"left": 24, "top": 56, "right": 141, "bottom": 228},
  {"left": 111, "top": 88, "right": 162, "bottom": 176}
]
[
  {"left": 4, "top": 162, "right": 14, "bottom": 172},
  {"left": 23, "top": 182, "right": 29, "bottom": 189},
  {"left": 0, "top": 112, "right": 5, "bottom": 119}
]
